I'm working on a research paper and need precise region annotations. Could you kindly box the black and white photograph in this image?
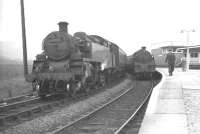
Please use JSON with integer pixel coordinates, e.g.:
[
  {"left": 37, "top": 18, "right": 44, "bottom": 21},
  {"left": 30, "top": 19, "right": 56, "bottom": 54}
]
[{"left": 0, "top": 0, "right": 200, "bottom": 134}]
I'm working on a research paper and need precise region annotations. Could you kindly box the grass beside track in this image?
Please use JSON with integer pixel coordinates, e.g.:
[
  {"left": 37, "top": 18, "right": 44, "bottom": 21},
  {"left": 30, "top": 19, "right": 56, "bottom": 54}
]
[
  {"left": 0, "top": 76, "right": 32, "bottom": 100},
  {"left": 0, "top": 64, "right": 32, "bottom": 100}
]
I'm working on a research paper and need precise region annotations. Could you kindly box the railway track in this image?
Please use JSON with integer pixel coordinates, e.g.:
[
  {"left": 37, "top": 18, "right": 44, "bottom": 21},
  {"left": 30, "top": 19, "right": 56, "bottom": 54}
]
[
  {"left": 0, "top": 77, "right": 126, "bottom": 131},
  {"left": 0, "top": 94, "right": 68, "bottom": 129},
  {"left": 48, "top": 80, "right": 155, "bottom": 134},
  {"left": 0, "top": 93, "right": 35, "bottom": 106},
  {"left": 0, "top": 93, "right": 40, "bottom": 127},
  {"left": 114, "top": 95, "right": 149, "bottom": 134}
]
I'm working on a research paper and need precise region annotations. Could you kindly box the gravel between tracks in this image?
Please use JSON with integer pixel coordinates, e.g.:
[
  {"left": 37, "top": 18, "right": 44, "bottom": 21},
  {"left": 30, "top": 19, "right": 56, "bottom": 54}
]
[{"left": 1, "top": 78, "right": 133, "bottom": 134}]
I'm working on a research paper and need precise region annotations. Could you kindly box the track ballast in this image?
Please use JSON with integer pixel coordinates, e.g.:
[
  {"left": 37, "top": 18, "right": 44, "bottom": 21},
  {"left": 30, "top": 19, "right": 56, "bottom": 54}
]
[{"left": 48, "top": 80, "right": 155, "bottom": 134}]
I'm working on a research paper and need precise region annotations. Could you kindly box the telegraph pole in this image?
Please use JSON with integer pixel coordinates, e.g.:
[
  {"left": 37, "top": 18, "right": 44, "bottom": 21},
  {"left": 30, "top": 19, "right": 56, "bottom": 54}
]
[{"left": 20, "top": 0, "right": 28, "bottom": 78}]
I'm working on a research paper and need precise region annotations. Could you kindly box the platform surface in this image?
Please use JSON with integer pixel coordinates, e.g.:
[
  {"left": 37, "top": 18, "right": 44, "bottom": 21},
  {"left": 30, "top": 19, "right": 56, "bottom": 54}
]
[{"left": 139, "top": 68, "right": 200, "bottom": 134}]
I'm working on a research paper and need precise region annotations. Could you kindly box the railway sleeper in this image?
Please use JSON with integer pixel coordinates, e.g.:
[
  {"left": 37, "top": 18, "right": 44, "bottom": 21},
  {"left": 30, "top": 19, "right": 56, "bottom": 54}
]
[
  {"left": 121, "top": 127, "right": 138, "bottom": 134},
  {"left": 40, "top": 104, "right": 54, "bottom": 113},
  {"left": 18, "top": 111, "right": 34, "bottom": 121},
  {"left": 79, "top": 126, "right": 100, "bottom": 133},
  {"left": 0, "top": 98, "right": 40, "bottom": 113},
  {"left": 4, "top": 115, "right": 20, "bottom": 126},
  {"left": 92, "top": 127, "right": 117, "bottom": 134},
  {"left": 0, "top": 100, "right": 67, "bottom": 128},
  {"left": 51, "top": 101, "right": 64, "bottom": 108},
  {"left": 0, "top": 107, "right": 41, "bottom": 126},
  {"left": 0, "top": 111, "right": 31, "bottom": 126},
  {"left": 0, "top": 118, "right": 6, "bottom": 128},
  {"left": 31, "top": 106, "right": 44, "bottom": 115}
]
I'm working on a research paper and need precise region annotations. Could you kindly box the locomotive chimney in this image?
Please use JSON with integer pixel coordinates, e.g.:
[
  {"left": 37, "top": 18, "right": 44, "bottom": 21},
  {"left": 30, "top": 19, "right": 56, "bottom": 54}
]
[{"left": 58, "top": 21, "right": 69, "bottom": 33}]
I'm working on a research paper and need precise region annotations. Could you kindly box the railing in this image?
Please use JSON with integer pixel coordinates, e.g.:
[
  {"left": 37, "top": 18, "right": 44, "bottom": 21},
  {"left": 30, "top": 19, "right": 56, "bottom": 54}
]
[{"left": 181, "top": 57, "right": 200, "bottom": 65}]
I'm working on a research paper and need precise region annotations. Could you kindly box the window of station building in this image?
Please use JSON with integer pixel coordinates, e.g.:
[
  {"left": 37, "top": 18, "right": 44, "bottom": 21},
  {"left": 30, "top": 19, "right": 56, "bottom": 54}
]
[
  {"left": 190, "top": 52, "right": 198, "bottom": 58},
  {"left": 162, "top": 48, "right": 167, "bottom": 54},
  {"left": 166, "top": 48, "right": 174, "bottom": 53},
  {"left": 176, "top": 50, "right": 183, "bottom": 53}
]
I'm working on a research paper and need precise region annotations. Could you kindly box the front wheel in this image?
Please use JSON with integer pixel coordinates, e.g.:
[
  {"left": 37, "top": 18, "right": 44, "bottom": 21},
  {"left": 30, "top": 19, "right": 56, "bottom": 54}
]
[
  {"left": 68, "top": 81, "right": 82, "bottom": 98},
  {"left": 32, "top": 80, "right": 40, "bottom": 96},
  {"left": 100, "top": 74, "right": 106, "bottom": 88},
  {"left": 82, "top": 83, "right": 90, "bottom": 93}
]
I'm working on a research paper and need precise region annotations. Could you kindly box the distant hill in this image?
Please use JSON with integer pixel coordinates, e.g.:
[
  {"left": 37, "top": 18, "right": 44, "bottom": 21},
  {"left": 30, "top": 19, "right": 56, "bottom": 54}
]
[
  {"left": 0, "top": 41, "right": 23, "bottom": 60},
  {"left": 0, "top": 56, "right": 33, "bottom": 65},
  {"left": 0, "top": 56, "right": 33, "bottom": 81},
  {"left": 0, "top": 55, "right": 22, "bottom": 64},
  {"left": 0, "top": 41, "right": 34, "bottom": 65}
]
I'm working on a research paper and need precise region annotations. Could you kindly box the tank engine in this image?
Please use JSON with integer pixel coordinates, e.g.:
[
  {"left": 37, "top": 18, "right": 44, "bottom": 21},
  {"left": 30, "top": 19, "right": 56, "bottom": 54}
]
[
  {"left": 29, "top": 22, "right": 127, "bottom": 97},
  {"left": 129, "top": 46, "right": 156, "bottom": 80}
]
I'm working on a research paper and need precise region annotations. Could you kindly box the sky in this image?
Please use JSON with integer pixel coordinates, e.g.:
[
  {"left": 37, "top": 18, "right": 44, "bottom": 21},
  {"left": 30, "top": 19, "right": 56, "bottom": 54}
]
[{"left": 1, "top": 0, "right": 200, "bottom": 60}]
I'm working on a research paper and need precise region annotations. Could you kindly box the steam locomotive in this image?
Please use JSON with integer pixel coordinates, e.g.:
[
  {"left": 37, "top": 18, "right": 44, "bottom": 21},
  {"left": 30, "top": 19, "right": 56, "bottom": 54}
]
[
  {"left": 28, "top": 22, "right": 127, "bottom": 98},
  {"left": 128, "top": 46, "right": 156, "bottom": 80}
]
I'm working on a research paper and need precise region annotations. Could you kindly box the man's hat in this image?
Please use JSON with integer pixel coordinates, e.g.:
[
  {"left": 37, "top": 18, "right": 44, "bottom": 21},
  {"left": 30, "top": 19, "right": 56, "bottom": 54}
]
[{"left": 142, "top": 46, "right": 146, "bottom": 49}]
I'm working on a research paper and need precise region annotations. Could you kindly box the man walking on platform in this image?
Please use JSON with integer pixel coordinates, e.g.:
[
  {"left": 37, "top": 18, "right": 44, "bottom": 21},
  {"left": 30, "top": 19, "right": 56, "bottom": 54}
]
[{"left": 165, "top": 49, "right": 176, "bottom": 76}]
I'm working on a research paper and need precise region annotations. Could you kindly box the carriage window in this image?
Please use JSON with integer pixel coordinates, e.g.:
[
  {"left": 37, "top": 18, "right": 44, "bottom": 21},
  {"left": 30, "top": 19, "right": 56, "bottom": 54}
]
[{"left": 190, "top": 53, "right": 198, "bottom": 58}]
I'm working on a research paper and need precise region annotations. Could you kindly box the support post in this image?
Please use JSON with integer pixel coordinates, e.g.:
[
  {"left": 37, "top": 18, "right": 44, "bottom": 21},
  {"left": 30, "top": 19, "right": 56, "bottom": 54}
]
[{"left": 186, "top": 32, "right": 190, "bottom": 71}]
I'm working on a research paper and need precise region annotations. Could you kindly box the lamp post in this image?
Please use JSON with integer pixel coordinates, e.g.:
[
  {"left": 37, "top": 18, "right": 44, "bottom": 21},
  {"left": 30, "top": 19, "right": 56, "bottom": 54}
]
[{"left": 180, "top": 29, "right": 195, "bottom": 71}]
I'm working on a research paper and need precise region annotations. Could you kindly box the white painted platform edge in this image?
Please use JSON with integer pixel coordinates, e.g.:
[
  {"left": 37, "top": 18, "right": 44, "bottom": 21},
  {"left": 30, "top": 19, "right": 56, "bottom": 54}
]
[{"left": 146, "top": 70, "right": 166, "bottom": 114}]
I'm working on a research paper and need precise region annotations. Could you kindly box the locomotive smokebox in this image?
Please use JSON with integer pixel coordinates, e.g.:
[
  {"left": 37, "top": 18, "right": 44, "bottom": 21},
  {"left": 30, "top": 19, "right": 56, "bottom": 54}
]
[{"left": 58, "top": 21, "right": 69, "bottom": 33}]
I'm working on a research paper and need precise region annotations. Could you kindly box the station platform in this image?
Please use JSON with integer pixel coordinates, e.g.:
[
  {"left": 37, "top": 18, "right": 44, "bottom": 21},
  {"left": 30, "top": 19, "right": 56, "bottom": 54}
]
[{"left": 139, "top": 68, "right": 200, "bottom": 134}]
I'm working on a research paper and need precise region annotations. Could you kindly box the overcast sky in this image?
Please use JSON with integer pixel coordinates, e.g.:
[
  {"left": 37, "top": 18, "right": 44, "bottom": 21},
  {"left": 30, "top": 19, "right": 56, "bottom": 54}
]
[{"left": 1, "top": 0, "right": 200, "bottom": 60}]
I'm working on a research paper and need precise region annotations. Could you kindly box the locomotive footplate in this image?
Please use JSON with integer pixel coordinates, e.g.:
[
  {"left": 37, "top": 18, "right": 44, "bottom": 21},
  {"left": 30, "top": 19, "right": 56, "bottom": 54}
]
[{"left": 36, "top": 73, "right": 73, "bottom": 81}]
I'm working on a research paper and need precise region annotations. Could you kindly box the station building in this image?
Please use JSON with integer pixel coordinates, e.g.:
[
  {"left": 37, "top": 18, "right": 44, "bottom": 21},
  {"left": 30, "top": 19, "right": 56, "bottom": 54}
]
[
  {"left": 151, "top": 45, "right": 185, "bottom": 67},
  {"left": 177, "top": 45, "right": 200, "bottom": 69},
  {"left": 151, "top": 43, "right": 200, "bottom": 69}
]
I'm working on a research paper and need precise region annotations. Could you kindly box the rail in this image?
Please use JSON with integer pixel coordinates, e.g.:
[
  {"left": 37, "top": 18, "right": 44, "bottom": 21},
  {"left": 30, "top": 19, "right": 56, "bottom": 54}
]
[{"left": 48, "top": 80, "right": 154, "bottom": 134}]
